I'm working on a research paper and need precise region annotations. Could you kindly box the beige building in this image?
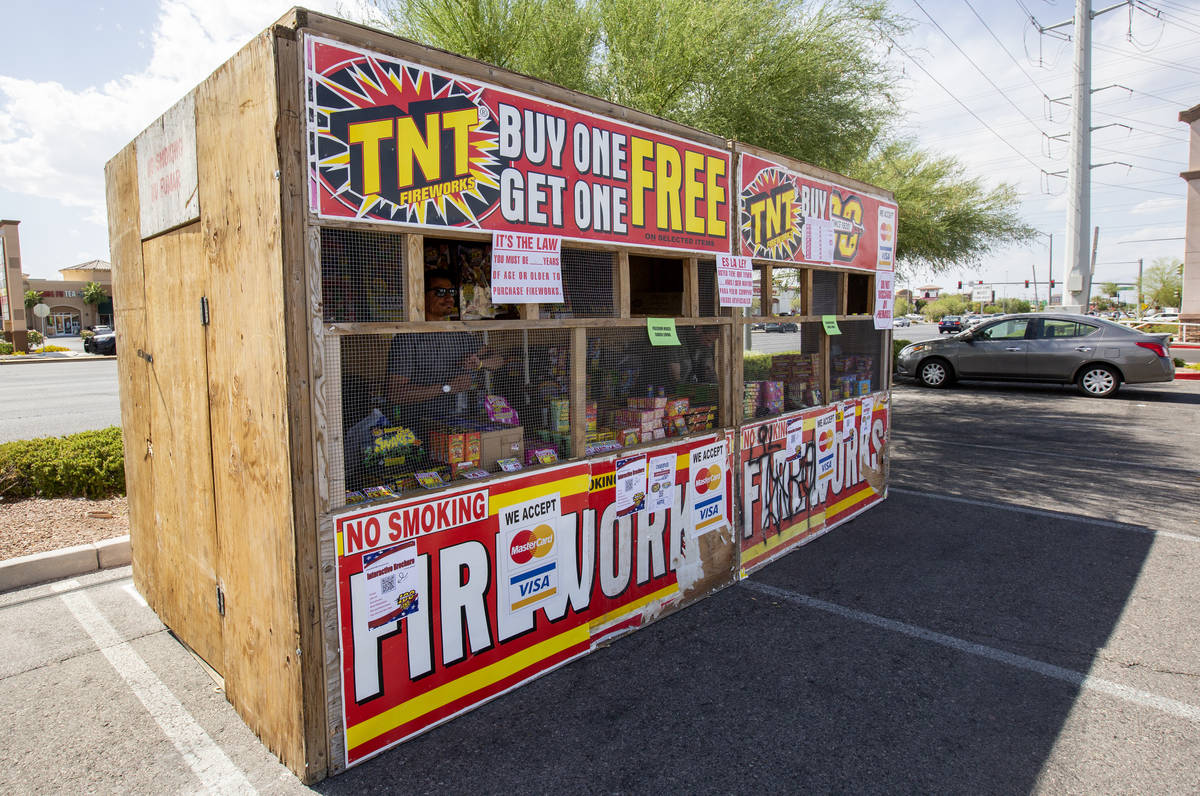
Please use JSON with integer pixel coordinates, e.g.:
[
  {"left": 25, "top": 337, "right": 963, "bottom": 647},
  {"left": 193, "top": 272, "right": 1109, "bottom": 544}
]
[
  {"left": 1, "top": 219, "right": 29, "bottom": 348},
  {"left": 1181, "top": 103, "right": 1200, "bottom": 340},
  {"left": 25, "top": 260, "right": 114, "bottom": 335}
]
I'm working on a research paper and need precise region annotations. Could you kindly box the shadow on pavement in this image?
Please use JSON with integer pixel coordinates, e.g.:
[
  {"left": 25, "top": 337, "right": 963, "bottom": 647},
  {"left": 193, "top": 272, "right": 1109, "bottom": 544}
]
[{"left": 315, "top": 486, "right": 1154, "bottom": 793}]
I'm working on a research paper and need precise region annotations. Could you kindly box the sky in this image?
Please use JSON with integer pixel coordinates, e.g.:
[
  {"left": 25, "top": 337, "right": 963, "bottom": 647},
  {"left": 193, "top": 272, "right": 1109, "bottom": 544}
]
[{"left": 0, "top": 0, "right": 1195, "bottom": 305}]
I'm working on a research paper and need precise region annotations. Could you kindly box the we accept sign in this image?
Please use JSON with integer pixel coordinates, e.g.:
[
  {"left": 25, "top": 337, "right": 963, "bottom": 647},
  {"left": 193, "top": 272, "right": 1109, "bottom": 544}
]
[{"left": 306, "top": 36, "right": 731, "bottom": 254}]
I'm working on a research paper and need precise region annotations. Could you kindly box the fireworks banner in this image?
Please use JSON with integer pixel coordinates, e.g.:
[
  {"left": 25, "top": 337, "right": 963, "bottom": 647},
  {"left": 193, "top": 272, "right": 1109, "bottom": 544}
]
[
  {"left": 305, "top": 36, "right": 731, "bottom": 254},
  {"left": 737, "top": 152, "right": 898, "bottom": 271}
]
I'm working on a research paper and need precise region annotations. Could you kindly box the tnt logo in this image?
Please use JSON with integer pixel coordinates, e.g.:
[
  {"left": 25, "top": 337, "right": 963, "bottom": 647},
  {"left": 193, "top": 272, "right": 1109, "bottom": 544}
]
[
  {"left": 693, "top": 465, "right": 722, "bottom": 495},
  {"left": 509, "top": 523, "right": 555, "bottom": 565}
]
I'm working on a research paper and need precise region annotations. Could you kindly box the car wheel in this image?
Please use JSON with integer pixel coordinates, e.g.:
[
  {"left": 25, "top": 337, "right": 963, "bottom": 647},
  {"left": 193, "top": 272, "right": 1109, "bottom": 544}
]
[
  {"left": 917, "top": 358, "right": 953, "bottom": 388},
  {"left": 1076, "top": 364, "right": 1120, "bottom": 398}
]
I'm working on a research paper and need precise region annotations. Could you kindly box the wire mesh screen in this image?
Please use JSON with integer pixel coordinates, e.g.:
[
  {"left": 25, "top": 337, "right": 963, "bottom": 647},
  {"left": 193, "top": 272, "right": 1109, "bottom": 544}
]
[
  {"left": 320, "top": 227, "right": 407, "bottom": 323},
  {"left": 330, "top": 328, "right": 572, "bottom": 508},
  {"left": 811, "top": 269, "right": 841, "bottom": 316},
  {"left": 772, "top": 266, "right": 804, "bottom": 316},
  {"left": 540, "top": 248, "right": 615, "bottom": 318},
  {"left": 830, "top": 320, "right": 882, "bottom": 402},
  {"left": 585, "top": 326, "right": 722, "bottom": 453},
  {"left": 744, "top": 321, "right": 823, "bottom": 419},
  {"left": 749, "top": 266, "right": 764, "bottom": 316},
  {"left": 697, "top": 259, "right": 718, "bottom": 316}
]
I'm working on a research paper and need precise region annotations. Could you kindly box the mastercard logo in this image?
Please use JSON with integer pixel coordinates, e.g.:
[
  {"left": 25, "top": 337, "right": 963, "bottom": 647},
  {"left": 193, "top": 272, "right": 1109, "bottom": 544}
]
[
  {"left": 693, "top": 465, "right": 722, "bottom": 494},
  {"left": 509, "top": 523, "right": 554, "bottom": 565},
  {"left": 817, "top": 429, "right": 835, "bottom": 451}
]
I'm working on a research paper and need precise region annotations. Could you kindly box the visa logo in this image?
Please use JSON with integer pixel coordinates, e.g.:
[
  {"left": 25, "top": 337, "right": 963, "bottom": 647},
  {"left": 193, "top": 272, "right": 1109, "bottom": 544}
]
[
  {"left": 698, "top": 505, "right": 719, "bottom": 519},
  {"left": 519, "top": 575, "right": 551, "bottom": 597}
]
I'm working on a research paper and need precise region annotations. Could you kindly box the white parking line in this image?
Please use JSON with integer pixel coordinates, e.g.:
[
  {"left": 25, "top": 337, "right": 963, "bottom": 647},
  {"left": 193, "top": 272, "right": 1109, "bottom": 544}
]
[
  {"left": 59, "top": 588, "right": 254, "bottom": 794},
  {"left": 890, "top": 487, "right": 1200, "bottom": 543},
  {"left": 742, "top": 580, "right": 1200, "bottom": 724},
  {"left": 891, "top": 437, "right": 1200, "bottom": 478}
]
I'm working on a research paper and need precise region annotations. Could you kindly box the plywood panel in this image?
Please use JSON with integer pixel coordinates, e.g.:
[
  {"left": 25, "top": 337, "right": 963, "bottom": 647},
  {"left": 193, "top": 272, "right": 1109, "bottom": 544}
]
[
  {"left": 141, "top": 223, "right": 223, "bottom": 669},
  {"left": 195, "top": 30, "right": 306, "bottom": 773},
  {"left": 275, "top": 29, "right": 330, "bottom": 782},
  {"left": 105, "top": 144, "right": 158, "bottom": 608}
]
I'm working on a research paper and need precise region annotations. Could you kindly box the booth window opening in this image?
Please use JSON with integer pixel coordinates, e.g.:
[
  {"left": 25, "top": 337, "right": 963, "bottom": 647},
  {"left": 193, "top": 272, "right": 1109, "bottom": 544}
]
[
  {"left": 320, "top": 227, "right": 407, "bottom": 323},
  {"left": 743, "top": 321, "right": 824, "bottom": 419}
]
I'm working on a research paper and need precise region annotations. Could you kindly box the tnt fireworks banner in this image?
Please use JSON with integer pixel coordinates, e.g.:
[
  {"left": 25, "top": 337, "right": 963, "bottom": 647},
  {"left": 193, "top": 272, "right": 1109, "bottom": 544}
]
[
  {"left": 737, "top": 152, "right": 898, "bottom": 272},
  {"left": 305, "top": 36, "right": 732, "bottom": 254},
  {"left": 738, "top": 393, "right": 890, "bottom": 574},
  {"left": 334, "top": 436, "right": 734, "bottom": 766}
]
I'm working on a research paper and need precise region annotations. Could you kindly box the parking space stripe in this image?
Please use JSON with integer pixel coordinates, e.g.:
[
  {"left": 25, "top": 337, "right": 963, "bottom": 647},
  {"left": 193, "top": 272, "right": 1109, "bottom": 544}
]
[
  {"left": 741, "top": 580, "right": 1200, "bottom": 724},
  {"left": 889, "top": 487, "right": 1200, "bottom": 543},
  {"left": 59, "top": 589, "right": 254, "bottom": 795}
]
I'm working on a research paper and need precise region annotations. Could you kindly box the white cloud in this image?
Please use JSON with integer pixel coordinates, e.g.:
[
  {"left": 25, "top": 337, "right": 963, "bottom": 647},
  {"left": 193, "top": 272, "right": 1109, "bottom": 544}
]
[
  {"left": 1130, "top": 197, "right": 1185, "bottom": 216},
  {"left": 0, "top": 0, "right": 358, "bottom": 226}
]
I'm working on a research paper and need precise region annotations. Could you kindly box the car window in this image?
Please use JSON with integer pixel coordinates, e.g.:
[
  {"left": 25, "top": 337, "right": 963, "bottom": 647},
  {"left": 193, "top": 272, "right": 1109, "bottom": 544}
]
[
  {"left": 1040, "top": 320, "right": 1098, "bottom": 339},
  {"left": 975, "top": 318, "right": 1030, "bottom": 340}
]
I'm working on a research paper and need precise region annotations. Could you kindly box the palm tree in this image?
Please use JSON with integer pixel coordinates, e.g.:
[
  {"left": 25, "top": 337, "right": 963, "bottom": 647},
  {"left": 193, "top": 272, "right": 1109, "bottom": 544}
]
[
  {"left": 24, "top": 289, "right": 42, "bottom": 311},
  {"left": 83, "top": 281, "right": 108, "bottom": 327}
]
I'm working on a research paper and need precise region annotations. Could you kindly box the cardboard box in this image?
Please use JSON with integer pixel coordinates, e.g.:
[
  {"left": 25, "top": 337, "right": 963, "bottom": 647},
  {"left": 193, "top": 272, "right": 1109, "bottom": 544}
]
[
  {"left": 480, "top": 425, "right": 524, "bottom": 470},
  {"left": 428, "top": 429, "right": 481, "bottom": 467}
]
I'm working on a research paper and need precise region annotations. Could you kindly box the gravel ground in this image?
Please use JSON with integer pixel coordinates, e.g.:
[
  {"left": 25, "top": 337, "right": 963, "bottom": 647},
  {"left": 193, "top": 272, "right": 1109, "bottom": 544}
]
[{"left": 0, "top": 497, "right": 128, "bottom": 560}]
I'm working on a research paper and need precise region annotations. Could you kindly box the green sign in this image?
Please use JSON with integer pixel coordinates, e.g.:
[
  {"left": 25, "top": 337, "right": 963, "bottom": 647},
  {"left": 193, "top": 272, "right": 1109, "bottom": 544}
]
[
  {"left": 821, "top": 315, "right": 842, "bottom": 335},
  {"left": 647, "top": 317, "right": 681, "bottom": 346}
]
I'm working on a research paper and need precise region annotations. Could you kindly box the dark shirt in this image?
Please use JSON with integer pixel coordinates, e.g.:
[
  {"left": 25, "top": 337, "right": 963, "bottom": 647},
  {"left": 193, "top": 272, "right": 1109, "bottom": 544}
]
[{"left": 386, "top": 332, "right": 481, "bottom": 432}]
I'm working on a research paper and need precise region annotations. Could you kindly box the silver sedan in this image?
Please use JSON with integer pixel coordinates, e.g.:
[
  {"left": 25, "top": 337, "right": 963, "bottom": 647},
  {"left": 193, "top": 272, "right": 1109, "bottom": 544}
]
[{"left": 896, "top": 313, "right": 1175, "bottom": 397}]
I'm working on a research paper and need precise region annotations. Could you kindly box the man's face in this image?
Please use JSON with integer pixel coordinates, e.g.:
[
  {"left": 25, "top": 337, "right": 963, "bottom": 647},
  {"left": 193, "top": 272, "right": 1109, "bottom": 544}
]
[{"left": 426, "top": 277, "right": 456, "bottom": 320}]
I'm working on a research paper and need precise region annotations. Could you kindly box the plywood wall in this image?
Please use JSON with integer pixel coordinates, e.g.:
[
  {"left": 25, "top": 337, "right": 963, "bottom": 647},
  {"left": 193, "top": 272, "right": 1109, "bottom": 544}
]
[{"left": 193, "top": 29, "right": 316, "bottom": 777}]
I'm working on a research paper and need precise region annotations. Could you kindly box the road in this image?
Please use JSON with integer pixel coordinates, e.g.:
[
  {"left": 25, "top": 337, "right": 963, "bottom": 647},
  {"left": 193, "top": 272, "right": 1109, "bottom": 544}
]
[
  {"left": 3, "top": 378, "right": 1199, "bottom": 792},
  {"left": 0, "top": 359, "right": 121, "bottom": 442}
]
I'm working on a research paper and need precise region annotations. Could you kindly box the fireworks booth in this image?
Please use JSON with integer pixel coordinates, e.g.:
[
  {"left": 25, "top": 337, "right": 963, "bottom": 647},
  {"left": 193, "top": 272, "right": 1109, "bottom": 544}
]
[{"left": 104, "top": 8, "right": 897, "bottom": 782}]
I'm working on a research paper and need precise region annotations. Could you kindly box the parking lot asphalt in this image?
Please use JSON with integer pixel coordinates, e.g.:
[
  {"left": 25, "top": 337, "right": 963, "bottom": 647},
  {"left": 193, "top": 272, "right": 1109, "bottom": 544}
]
[{"left": 3, "top": 379, "right": 1199, "bottom": 793}]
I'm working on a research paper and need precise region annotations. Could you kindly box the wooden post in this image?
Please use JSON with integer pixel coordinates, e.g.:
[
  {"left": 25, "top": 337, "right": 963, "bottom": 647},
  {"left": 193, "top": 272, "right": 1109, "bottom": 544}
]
[
  {"left": 615, "top": 250, "right": 631, "bottom": 318},
  {"left": 682, "top": 256, "right": 699, "bottom": 317},
  {"left": 405, "top": 233, "right": 424, "bottom": 321},
  {"left": 519, "top": 303, "right": 540, "bottom": 320},
  {"left": 718, "top": 323, "right": 734, "bottom": 428},
  {"left": 760, "top": 263, "right": 773, "bottom": 317},
  {"left": 803, "top": 269, "right": 814, "bottom": 319},
  {"left": 570, "top": 326, "right": 587, "bottom": 459},
  {"left": 820, "top": 325, "right": 832, "bottom": 402},
  {"left": 839, "top": 272, "right": 849, "bottom": 315}
]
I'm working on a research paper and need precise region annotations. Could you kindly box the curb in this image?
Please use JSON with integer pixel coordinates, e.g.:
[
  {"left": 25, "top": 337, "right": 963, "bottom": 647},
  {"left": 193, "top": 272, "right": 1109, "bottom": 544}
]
[
  {"left": 0, "top": 355, "right": 116, "bottom": 366},
  {"left": 1175, "top": 371, "right": 1200, "bottom": 381},
  {"left": 0, "top": 535, "right": 131, "bottom": 592}
]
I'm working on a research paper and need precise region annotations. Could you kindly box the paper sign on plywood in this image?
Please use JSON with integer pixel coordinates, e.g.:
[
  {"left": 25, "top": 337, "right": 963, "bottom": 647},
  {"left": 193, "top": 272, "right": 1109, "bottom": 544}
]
[{"left": 136, "top": 92, "right": 199, "bottom": 239}]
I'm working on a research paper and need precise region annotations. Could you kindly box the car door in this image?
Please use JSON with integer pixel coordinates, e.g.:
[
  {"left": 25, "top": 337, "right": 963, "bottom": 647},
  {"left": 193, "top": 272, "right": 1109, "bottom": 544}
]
[
  {"left": 1026, "top": 318, "right": 1103, "bottom": 379},
  {"left": 954, "top": 317, "right": 1033, "bottom": 377}
]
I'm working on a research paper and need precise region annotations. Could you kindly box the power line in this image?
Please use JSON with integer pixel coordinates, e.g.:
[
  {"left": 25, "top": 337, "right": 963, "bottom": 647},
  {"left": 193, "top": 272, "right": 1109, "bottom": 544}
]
[
  {"left": 887, "top": 36, "right": 1048, "bottom": 172},
  {"left": 912, "top": 0, "right": 1052, "bottom": 139},
  {"left": 962, "top": 0, "right": 1054, "bottom": 99}
]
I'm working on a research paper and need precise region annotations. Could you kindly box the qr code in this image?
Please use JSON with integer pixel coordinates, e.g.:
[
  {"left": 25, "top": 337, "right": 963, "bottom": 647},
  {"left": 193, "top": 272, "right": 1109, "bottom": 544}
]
[{"left": 380, "top": 573, "right": 396, "bottom": 592}]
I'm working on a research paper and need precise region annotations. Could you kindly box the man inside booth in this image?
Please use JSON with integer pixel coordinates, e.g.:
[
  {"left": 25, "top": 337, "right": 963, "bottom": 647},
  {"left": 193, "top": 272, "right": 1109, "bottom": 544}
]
[{"left": 386, "top": 269, "right": 504, "bottom": 438}]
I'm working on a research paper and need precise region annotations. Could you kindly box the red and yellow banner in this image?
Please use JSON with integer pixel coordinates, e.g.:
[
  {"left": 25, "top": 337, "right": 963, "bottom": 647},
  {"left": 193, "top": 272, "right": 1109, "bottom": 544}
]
[
  {"left": 738, "top": 394, "right": 890, "bottom": 573},
  {"left": 334, "top": 436, "right": 733, "bottom": 766},
  {"left": 306, "top": 36, "right": 731, "bottom": 254},
  {"left": 737, "top": 152, "right": 897, "bottom": 271}
]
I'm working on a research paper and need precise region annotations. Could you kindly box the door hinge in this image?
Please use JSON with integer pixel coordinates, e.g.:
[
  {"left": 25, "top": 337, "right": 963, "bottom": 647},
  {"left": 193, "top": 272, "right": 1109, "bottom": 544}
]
[
  {"left": 200, "top": 296, "right": 210, "bottom": 326},
  {"left": 216, "top": 585, "right": 225, "bottom": 617}
]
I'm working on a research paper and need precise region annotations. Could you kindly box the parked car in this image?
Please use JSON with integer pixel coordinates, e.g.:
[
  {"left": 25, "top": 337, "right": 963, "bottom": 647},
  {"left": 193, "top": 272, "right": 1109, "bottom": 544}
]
[
  {"left": 91, "top": 330, "right": 116, "bottom": 356},
  {"left": 938, "top": 315, "right": 964, "bottom": 334},
  {"left": 894, "top": 317, "right": 911, "bottom": 327},
  {"left": 1143, "top": 312, "right": 1179, "bottom": 322},
  {"left": 777, "top": 321, "right": 798, "bottom": 333},
  {"left": 896, "top": 313, "right": 1174, "bottom": 397},
  {"left": 82, "top": 325, "right": 113, "bottom": 354}
]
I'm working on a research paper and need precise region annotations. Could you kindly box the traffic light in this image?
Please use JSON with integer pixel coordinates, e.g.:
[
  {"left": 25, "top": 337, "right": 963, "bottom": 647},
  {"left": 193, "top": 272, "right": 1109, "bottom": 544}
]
[
  {"left": 957, "top": 281, "right": 962, "bottom": 289},
  {"left": 1050, "top": 279, "right": 1056, "bottom": 288},
  {"left": 1024, "top": 279, "right": 1030, "bottom": 288}
]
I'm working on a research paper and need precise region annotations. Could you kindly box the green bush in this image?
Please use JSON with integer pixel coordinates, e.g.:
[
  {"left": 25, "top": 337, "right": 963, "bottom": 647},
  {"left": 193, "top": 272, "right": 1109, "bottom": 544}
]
[
  {"left": 26, "top": 329, "right": 42, "bottom": 346},
  {"left": 743, "top": 352, "right": 773, "bottom": 381},
  {"left": 0, "top": 427, "right": 125, "bottom": 501},
  {"left": 0, "top": 340, "right": 12, "bottom": 355},
  {"left": 80, "top": 329, "right": 95, "bottom": 341},
  {"left": 893, "top": 338, "right": 912, "bottom": 366}
]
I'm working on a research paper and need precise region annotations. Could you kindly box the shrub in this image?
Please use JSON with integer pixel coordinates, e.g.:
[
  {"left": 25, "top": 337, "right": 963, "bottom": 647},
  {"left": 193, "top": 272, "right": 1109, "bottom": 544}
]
[
  {"left": 26, "top": 329, "right": 42, "bottom": 346},
  {"left": 893, "top": 338, "right": 912, "bottom": 366},
  {"left": 0, "top": 340, "right": 11, "bottom": 355},
  {"left": 743, "top": 352, "right": 773, "bottom": 381},
  {"left": 0, "top": 427, "right": 125, "bottom": 501},
  {"left": 80, "top": 329, "right": 95, "bottom": 341},
  {"left": 41, "top": 345, "right": 71, "bottom": 353}
]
